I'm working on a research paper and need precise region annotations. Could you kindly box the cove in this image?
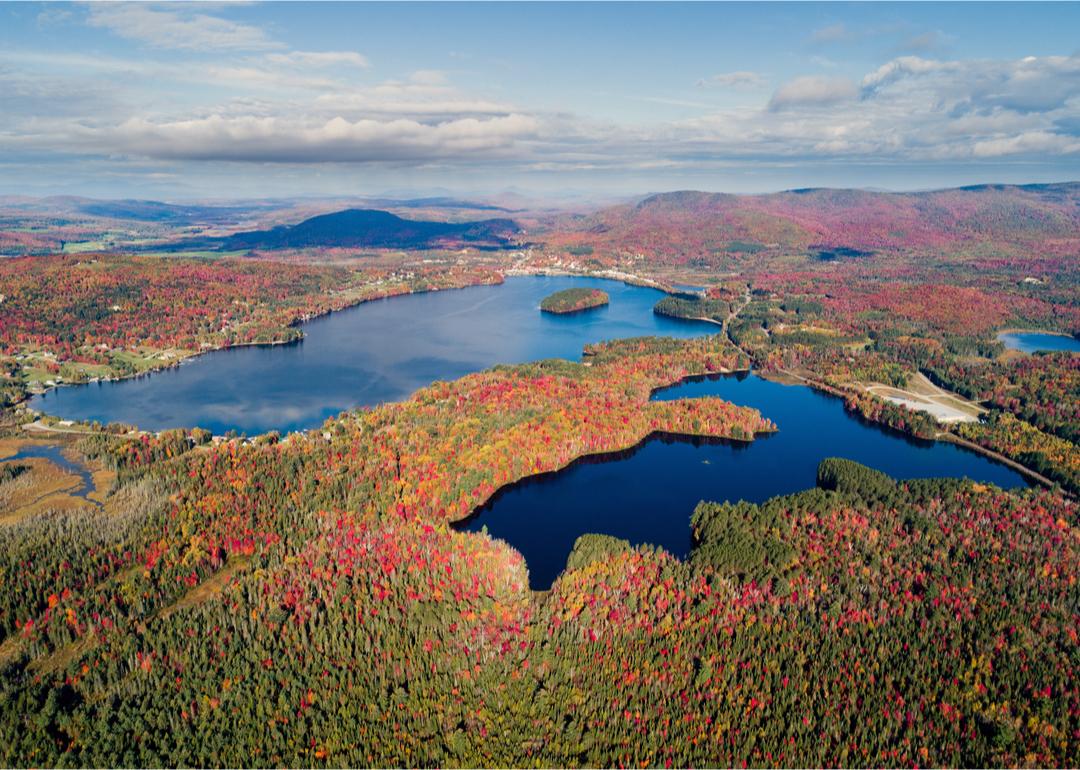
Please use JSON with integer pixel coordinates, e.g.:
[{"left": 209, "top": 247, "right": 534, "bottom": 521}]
[
  {"left": 998, "top": 331, "right": 1080, "bottom": 354},
  {"left": 6, "top": 444, "right": 98, "bottom": 503},
  {"left": 31, "top": 276, "right": 709, "bottom": 435},
  {"left": 461, "top": 371, "right": 1030, "bottom": 589}
]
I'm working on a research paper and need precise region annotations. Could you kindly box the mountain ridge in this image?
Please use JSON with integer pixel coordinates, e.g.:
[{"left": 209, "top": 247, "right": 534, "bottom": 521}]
[
  {"left": 541, "top": 182, "right": 1080, "bottom": 263},
  {"left": 220, "top": 208, "right": 520, "bottom": 251}
]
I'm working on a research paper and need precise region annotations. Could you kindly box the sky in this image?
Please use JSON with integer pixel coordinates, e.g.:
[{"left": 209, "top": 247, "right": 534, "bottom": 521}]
[{"left": 2, "top": 1, "right": 1080, "bottom": 201}]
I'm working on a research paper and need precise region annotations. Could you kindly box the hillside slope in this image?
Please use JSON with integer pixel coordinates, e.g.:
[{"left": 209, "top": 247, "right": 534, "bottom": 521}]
[
  {"left": 221, "top": 208, "right": 520, "bottom": 251},
  {"left": 542, "top": 183, "right": 1080, "bottom": 265}
]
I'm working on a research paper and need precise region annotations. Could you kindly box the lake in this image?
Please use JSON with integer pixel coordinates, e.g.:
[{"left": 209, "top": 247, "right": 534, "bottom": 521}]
[
  {"left": 462, "top": 371, "right": 1030, "bottom": 588},
  {"left": 998, "top": 331, "right": 1080, "bottom": 354},
  {"left": 30, "top": 275, "right": 1037, "bottom": 588},
  {"left": 32, "top": 276, "right": 707, "bottom": 435}
]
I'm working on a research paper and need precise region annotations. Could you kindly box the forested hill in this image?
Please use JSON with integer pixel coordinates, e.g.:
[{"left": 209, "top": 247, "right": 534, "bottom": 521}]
[
  {"left": 221, "top": 208, "right": 521, "bottom": 250},
  {"left": 542, "top": 182, "right": 1080, "bottom": 264}
]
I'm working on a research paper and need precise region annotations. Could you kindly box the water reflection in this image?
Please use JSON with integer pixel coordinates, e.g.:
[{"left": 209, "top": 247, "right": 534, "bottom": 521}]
[
  {"left": 463, "top": 371, "right": 1029, "bottom": 588},
  {"left": 997, "top": 331, "right": 1080, "bottom": 354},
  {"left": 33, "top": 276, "right": 709, "bottom": 434}
]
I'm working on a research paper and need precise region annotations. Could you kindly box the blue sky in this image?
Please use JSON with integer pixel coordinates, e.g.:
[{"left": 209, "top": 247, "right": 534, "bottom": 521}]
[{"left": 2, "top": 2, "right": 1079, "bottom": 200}]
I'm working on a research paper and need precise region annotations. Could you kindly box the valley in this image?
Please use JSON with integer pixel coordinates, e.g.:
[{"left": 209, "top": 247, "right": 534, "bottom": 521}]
[
  {"left": 2, "top": 3, "right": 1078, "bottom": 766},
  {"left": 0, "top": 184, "right": 1076, "bottom": 768}
]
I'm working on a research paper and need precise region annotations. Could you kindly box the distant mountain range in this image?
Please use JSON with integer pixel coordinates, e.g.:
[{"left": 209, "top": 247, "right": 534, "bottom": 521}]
[
  {"left": 3, "top": 184, "right": 1078, "bottom": 259},
  {"left": 0, "top": 196, "right": 276, "bottom": 223},
  {"left": 217, "top": 208, "right": 521, "bottom": 251},
  {"left": 0, "top": 197, "right": 522, "bottom": 255},
  {"left": 73, "top": 199, "right": 259, "bottom": 223},
  {"left": 543, "top": 182, "right": 1080, "bottom": 262},
  {"left": 0, "top": 195, "right": 510, "bottom": 223},
  {"left": 360, "top": 197, "right": 511, "bottom": 212}
]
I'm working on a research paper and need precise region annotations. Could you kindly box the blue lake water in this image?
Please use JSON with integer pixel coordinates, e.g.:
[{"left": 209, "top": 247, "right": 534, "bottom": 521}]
[
  {"left": 462, "top": 372, "right": 1030, "bottom": 588},
  {"left": 31, "top": 276, "right": 708, "bottom": 435},
  {"left": 998, "top": 331, "right": 1080, "bottom": 354},
  {"left": 29, "top": 274, "right": 1036, "bottom": 587}
]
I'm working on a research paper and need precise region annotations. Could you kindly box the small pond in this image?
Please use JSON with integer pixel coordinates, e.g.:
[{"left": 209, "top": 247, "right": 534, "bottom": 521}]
[{"left": 997, "top": 331, "right": 1080, "bottom": 354}]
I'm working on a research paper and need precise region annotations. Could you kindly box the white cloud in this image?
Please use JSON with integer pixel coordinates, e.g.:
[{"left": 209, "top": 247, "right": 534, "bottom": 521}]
[
  {"left": 972, "top": 131, "right": 1080, "bottom": 158},
  {"left": 896, "top": 29, "right": 949, "bottom": 54},
  {"left": 696, "top": 71, "right": 766, "bottom": 89},
  {"left": 668, "top": 53, "right": 1080, "bottom": 164},
  {"left": 86, "top": 3, "right": 281, "bottom": 51},
  {"left": 60, "top": 113, "right": 541, "bottom": 163},
  {"left": 3, "top": 36, "right": 1080, "bottom": 180},
  {"left": 768, "top": 76, "right": 857, "bottom": 111},
  {"left": 312, "top": 72, "right": 514, "bottom": 119},
  {"left": 314, "top": 93, "right": 514, "bottom": 118},
  {"left": 206, "top": 66, "right": 342, "bottom": 92},
  {"left": 409, "top": 70, "right": 449, "bottom": 86},
  {"left": 862, "top": 54, "right": 1080, "bottom": 114},
  {"left": 36, "top": 6, "right": 73, "bottom": 28},
  {"left": 0, "top": 67, "right": 118, "bottom": 123},
  {"left": 265, "top": 51, "right": 370, "bottom": 69},
  {"left": 809, "top": 55, "right": 840, "bottom": 70},
  {"left": 862, "top": 56, "right": 954, "bottom": 90}
]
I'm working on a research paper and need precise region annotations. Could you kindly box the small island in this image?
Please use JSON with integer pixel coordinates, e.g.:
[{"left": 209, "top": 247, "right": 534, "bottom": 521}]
[{"left": 540, "top": 287, "right": 610, "bottom": 314}]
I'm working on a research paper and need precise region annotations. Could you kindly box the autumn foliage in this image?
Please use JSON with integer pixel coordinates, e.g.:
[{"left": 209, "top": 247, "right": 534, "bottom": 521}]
[{"left": 539, "top": 287, "right": 609, "bottom": 314}]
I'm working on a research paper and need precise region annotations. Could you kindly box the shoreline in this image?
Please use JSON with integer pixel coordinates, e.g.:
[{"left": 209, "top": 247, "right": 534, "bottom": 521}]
[
  {"left": 451, "top": 428, "right": 762, "bottom": 530},
  {"left": 995, "top": 327, "right": 1078, "bottom": 339},
  {"left": 452, "top": 363, "right": 1061, "bottom": 557},
  {"left": 540, "top": 303, "right": 609, "bottom": 316},
  {"left": 452, "top": 394, "right": 774, "bottom": 531},
  {"left": 933, "top": 432, "right": 1059, "bottom": 489},
  {"left": 16, "top": 273, "right": 1065, "bottom": 496},
  {"left": 20, "top": 272, "right": 506, "bottom": 409},
  {"left": 506, "top": 266, "right": 683, "bottom": 295},
  {"left": 654, "top": 311, "right": 724, "bottom": 328},
  {"left": 20, "top": 269, "right": 700, "bottom": 422},
  {"left": 763, "top": 367, "right": 1061, "bottom": 492}
]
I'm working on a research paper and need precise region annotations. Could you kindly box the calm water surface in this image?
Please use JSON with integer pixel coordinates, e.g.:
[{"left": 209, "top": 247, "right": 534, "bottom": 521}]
[
  {"left": 463, "top": 372, "right": 1030, "bottom": 588},
  {"left": 998, "top": 331, "right": 1080, "bottom": 354},
  {"left": 30, "top": 276, "right": 1037, "bottom": 587},
  {"left": 32, "top": 276, "right": 707, "bottom": 434}
]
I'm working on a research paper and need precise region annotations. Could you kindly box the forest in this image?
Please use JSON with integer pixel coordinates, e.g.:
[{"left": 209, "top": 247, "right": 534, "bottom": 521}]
[
  {"left": 653, "top": 295, "right": 731, "bottom": 324},
  {"left": 0, "top": 412, "right": 1073, "bottom": 766},
  {"left": 540, "top": 184, "right": 1080, "bottom": 268},
  {"left": 539, "top": 287, "right": 610, "bottom": 314},
  {"left": 212, "top": 209, "right": 520, "bottom": 252},
  {"left": 716, "top": 268, "right": 1079, "bottom": 495},
  {"left": 0, "top": 186, "right": 1077, "bottom": 768}
]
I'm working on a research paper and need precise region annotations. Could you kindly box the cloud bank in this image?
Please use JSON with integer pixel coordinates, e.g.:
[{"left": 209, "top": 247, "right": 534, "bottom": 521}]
[
  {"left": 2, "top": 3, "right": 1079, "bottom": 195},
  {"left": 70, "top": 114, "right": 541, "bottom": 163}
]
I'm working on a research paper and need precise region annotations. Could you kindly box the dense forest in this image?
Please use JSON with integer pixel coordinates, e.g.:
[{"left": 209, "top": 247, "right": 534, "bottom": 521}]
[
  {"left": 539, "top": 287, "right": 610, "bottom": 314},
  {"left": 0, "top": 187, "right": 1077, "bottom": 768},
  {"left": 0, "top": 425, "right": 1073, "bottom": 766},
  {"left": 541, "top": 184, "right": 1080, "bottom": 267},
  {"left": 653, "top": 295, "right": 731, "bottom": 324}
]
